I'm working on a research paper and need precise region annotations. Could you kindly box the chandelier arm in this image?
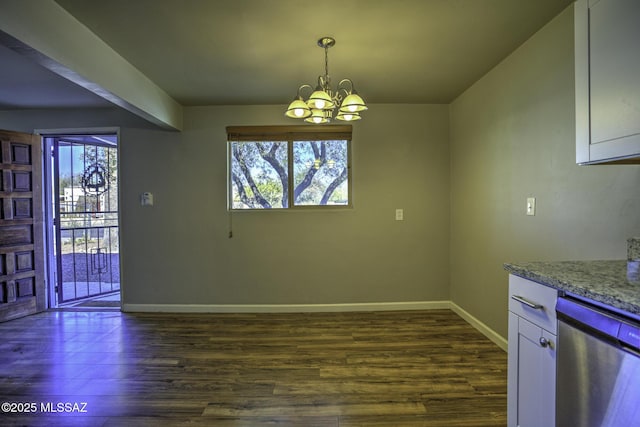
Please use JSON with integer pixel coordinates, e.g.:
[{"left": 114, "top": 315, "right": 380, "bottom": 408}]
[
  {"left": 337, "top": 79, "right": 355, "bottom": 93},
  {"left": 297, "top": 84, "right": 314, "bottom": 98}
]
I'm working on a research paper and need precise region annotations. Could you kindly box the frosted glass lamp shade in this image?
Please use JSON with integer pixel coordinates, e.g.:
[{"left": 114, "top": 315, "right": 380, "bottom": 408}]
[
  {"left": 304, "top": 109, "right": 330, "bottom": 124},
  {"left": 307, "top": 89, "right": 335, "bottom": 110},
  {"left": 336, "top": 111, "right": 361, "bottom": 121},
  {"left": 339, "top": 93, "right": 367, "bottom": 113},
  {"left": 285, "top": 99, "right": 312, "bottom": 118}
]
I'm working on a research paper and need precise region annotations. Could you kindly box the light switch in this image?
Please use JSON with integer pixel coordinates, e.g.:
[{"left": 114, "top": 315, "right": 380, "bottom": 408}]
[
  {"left": 141, "top": 192, "right": 154, "bottom": 206},
  {"left": 395, "top": 209, "right": 404, "bottom": 221},
  {"left": 526, "top": 197, "right": 535, "bottom": 216}
]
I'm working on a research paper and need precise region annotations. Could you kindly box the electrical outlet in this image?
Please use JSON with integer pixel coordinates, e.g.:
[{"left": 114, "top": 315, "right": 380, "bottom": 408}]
[
  {"left": 526, "top": 197, "right": 536, "bottom": 216},
  {"left": 395, "top": 209, "right": 404, "bottom": 221}
]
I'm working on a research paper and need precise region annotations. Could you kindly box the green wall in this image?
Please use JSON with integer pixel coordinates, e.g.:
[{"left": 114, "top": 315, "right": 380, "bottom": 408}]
[
  {"left": 449, "top": 5, "right": 640, "bottom": 338},
  {"left": 120, "top": 104, "right": 452, "bottom": 306}
]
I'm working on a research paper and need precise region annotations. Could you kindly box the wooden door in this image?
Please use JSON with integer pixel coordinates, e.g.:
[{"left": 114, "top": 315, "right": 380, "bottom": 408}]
[{"left": 0, "top": 130, "right": 45, "bottom": 322}]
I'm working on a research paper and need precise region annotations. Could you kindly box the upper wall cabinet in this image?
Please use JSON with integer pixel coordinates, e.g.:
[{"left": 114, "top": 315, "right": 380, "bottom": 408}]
[{"left": 575, "top": 0, "right": 640, "bottom": 164}]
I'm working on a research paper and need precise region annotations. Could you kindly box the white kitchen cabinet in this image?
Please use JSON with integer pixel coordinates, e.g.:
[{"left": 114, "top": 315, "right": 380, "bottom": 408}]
[
  {"left": 575, "top": 0, "right": 640, "bottom": 164},
  {"left": 507, "top": 275, "right": 557, "bottom": 427}
]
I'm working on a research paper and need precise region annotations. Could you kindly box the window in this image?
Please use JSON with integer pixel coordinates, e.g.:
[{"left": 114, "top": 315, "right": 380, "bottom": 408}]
[{"left": 227, "top": 125, "right": 352, "bottom": 209}]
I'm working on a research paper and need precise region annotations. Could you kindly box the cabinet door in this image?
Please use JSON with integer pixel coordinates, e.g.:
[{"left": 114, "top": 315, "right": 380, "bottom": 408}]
[
  {"left": 575, "top": 0, "right": 640, "bottom": 164},
  {"left": 508, "top": 313, "right": 556, "bottom": 427},
  {"left": 590, "top": 0, "right": 640, "bottom": 144}
]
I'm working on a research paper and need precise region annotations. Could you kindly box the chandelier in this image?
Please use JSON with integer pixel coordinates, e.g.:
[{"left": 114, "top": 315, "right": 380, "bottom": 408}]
[{"left": 285, "top": 37, "right": 367, "bottom": 123}]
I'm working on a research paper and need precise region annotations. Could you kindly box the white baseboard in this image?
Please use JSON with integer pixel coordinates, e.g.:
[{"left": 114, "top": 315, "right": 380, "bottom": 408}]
[
  {"left": 450, "top": 302, "right": 508, "bottom": 351},
  {"left": 122, "top": 300, "right": 507, "bottom": 351},
  {"left": 122, "top": 300, "right": 451, "bottom": 314}
]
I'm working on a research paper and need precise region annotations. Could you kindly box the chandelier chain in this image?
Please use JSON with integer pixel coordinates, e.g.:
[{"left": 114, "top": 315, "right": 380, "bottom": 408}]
[{"left": 324, "top": 44, "right": 330, "bottom": 83}]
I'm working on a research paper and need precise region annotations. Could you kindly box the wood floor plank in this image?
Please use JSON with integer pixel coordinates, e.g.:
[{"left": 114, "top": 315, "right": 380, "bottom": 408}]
[{"left": 0, "top": 309, "right": 507, "bottom": 426}]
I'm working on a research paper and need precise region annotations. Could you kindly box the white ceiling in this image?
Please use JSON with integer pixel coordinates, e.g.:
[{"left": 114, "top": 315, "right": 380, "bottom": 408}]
[{"left": 0, "top": 0, "right": 574, "bottom": 112}]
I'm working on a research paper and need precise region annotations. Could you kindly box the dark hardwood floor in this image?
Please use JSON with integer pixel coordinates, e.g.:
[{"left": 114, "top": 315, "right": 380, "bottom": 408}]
[{"left": 0, "top": 309, "right": 507, "bottom": 426}]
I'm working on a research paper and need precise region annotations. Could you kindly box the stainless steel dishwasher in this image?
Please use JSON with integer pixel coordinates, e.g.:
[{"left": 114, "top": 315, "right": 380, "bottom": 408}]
[{"left": 556, "top": 296, "right": 640, "bottom": 427}]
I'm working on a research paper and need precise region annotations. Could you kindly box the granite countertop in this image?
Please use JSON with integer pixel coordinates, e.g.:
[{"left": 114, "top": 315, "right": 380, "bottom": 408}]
[{"left": 504, "top": 260, "right": 640, "bottom": 316}]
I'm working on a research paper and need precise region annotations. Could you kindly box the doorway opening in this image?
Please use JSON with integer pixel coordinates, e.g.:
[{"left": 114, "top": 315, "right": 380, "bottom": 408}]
[{"left": 43, "top": 133, "right": 120, "bottom": 309}]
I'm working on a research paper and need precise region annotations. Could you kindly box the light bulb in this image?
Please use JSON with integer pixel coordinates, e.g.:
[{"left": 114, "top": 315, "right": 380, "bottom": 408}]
[
  {"left": 316, "top": 100, "right": 325, "bottom": 109},
  {"left": 348, "top": 105, "right": 357, "bottom": 113},
  {"left": 343, "top": 114, "right": 354, "bottom": 121},
  {"left": 313, "top": 116, "right": 322, "bottom": 124},
  {"left": 294, "top": 108, "right": 304, "bottom": 117}
]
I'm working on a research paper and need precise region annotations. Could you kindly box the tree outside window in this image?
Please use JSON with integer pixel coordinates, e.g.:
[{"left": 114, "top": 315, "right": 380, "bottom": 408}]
[{"left": 227, "top": 125, "right": 351, "bottom": 210}]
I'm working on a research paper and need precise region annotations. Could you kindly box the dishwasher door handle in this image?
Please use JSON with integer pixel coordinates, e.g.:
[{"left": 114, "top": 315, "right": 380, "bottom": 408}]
[{"left": 511, "top": 295, "right": 544, "bottom": 310}]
